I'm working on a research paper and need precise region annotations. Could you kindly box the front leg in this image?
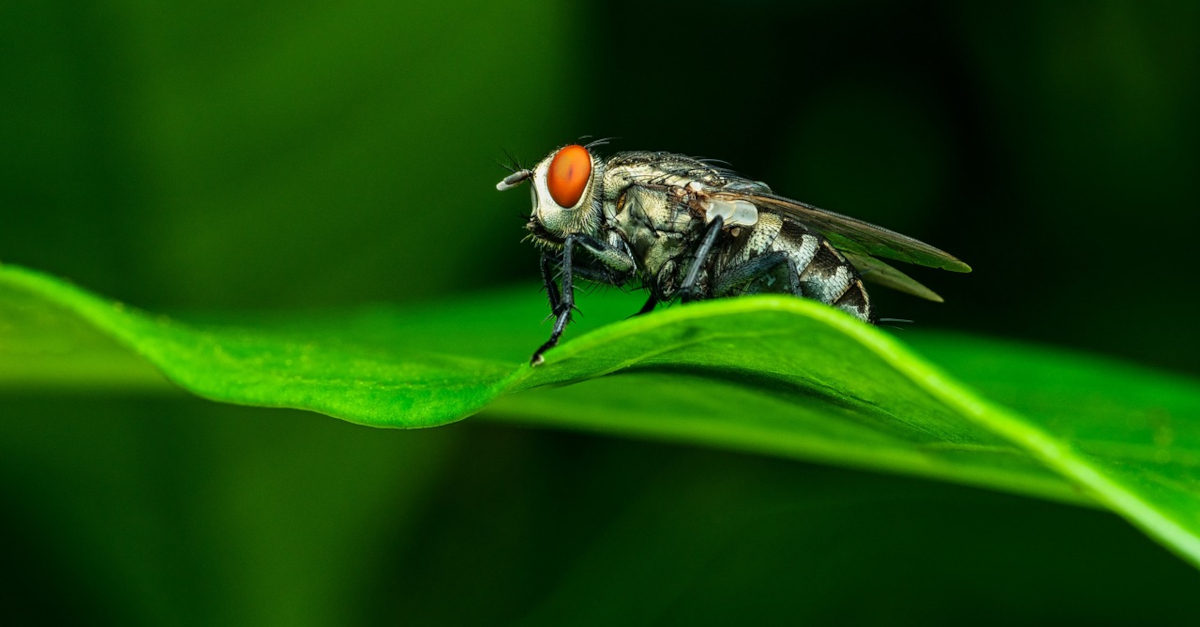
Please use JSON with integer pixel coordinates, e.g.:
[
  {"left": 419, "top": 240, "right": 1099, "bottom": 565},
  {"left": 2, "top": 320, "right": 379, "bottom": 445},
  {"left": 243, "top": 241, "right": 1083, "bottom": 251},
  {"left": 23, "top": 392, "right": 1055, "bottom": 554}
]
[
  {"left": 632, "top": 294, "right": 658, "bottom": 317},
  {"left": 532, "top": 235, "right": 579, "bottom": 366},
  {"left": 540, "top": 253, "right": 562, "bottom": 313}
]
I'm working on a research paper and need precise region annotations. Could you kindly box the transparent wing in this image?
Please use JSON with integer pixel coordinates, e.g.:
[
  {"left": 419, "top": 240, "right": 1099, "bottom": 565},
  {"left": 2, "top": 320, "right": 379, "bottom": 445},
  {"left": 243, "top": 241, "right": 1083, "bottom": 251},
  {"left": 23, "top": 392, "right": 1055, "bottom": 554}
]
[
  {"left": 711, "top": 191, "right": 972, "bottom": 273},
  {"left": 843, "top": 252, "right": 943, "bottom": 302}
]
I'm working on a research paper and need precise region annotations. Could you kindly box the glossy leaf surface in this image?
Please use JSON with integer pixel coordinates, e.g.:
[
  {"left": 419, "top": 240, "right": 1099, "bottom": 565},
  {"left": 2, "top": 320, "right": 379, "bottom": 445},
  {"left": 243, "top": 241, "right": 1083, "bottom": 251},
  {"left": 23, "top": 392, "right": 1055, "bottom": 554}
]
[{"left": 2, "top": 263, "right": 1198, "bottom": 568}]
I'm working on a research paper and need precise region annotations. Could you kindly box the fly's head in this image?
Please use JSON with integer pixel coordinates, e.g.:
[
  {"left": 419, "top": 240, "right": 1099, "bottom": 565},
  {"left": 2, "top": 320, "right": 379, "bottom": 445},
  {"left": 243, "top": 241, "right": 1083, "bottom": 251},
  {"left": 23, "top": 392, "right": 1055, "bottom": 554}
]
[{"left": 497, "top": 144, "right": 604, "bottom": 249}]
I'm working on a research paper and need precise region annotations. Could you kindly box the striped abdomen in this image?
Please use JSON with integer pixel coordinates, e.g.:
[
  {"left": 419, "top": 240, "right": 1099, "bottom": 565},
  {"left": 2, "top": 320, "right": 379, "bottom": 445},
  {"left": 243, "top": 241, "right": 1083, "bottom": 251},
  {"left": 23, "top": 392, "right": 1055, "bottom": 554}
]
[{"left": 714, "top": 213, "right": 875, "bottom": 323}]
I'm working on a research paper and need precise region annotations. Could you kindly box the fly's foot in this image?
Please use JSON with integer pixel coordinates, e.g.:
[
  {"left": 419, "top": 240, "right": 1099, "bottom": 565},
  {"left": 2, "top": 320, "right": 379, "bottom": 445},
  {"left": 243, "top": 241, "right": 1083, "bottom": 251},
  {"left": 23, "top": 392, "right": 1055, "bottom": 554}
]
[
  {"left": 532, "top": 304, "right": 572, "bottom": 366},
  {"left": 626, "top": 295, "right": 659, "bottom": 319},
  {"left": 530, "top": 339, "right": 557, "bottom": 366}
]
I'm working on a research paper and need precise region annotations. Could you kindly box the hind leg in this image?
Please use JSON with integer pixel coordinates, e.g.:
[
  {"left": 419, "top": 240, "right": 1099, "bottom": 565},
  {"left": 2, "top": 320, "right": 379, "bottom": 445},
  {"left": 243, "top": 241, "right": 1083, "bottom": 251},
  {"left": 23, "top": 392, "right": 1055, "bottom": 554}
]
[{"left": 713, "top": 251, "right": 802, "bottom": 297}]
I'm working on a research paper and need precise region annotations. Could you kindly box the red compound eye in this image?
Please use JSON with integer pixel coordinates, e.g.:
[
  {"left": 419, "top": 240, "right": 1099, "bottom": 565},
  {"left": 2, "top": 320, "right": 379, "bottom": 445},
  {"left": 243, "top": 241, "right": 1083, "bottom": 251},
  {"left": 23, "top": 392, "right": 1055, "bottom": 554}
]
[{"left": 547, "top": 144, "right": 592, "bottom": 207}]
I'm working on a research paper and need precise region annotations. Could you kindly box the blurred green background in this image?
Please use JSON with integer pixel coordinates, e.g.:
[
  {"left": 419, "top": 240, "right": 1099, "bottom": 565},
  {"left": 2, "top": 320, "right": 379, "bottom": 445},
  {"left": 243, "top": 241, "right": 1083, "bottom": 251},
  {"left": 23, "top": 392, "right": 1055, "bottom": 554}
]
[{"left": 2, "top": 1, "right": 1199, "bottom": 624}]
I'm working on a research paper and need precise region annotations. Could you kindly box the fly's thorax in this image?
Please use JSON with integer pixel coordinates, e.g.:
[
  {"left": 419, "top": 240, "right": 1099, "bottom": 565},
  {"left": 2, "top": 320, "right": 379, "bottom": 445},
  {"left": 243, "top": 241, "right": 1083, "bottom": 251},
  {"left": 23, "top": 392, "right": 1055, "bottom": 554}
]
[
  {"left": 601, "top": 152, "right": 762, "bottom": 232},
  {"left": 612, "top": 185, "right": 707, "bottom": 295},
  {"left": 527, "top": 146, "right": 606, "bottom": 242},
  {"left": 600, "top": 152, "right": 725, "bottom": 205}
]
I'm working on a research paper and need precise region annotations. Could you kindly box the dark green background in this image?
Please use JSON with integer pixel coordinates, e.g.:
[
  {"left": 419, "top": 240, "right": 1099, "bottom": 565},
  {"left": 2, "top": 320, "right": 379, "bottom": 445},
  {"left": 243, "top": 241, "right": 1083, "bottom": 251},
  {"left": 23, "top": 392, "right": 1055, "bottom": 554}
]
[{"left": 2, "top": 1, "right": 1198, "bottom": 624}]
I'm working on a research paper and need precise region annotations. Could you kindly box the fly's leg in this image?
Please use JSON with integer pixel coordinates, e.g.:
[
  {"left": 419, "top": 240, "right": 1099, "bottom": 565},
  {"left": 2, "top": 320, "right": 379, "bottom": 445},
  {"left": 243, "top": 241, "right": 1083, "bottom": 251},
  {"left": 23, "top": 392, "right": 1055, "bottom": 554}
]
[
  {"left": 532, "top": 235, "right": 578, "bottom": 366},
  {"left": 634, "top": 295, "right": 658, "bottom": 316},
  {"left": 533, "top": 235, "right": 636, "bottom": 365},
  {"left": 676, "top": 215, "right": 725, "bottom": 303},
  {"left": 540, "top": 254, "right": 561, "bottom": 313},
  {"left": 570, "top": 262, "right": 625, "bottom": 284},
  {"left": 624, "top": 294, "right": 658, "bottom": 320},
  {"left": 574, "top": 234, "right": 636, "bottom": 275},
  {"left": 712, "top": 251, "right": 801, "bottom": 297}
]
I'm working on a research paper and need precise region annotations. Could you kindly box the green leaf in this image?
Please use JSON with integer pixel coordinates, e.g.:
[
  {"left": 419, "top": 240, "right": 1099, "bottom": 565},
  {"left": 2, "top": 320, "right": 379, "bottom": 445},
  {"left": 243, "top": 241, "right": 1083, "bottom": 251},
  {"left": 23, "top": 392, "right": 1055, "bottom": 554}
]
[{"left": 3, "top": 262, "right": 1199, "bottom": 568}]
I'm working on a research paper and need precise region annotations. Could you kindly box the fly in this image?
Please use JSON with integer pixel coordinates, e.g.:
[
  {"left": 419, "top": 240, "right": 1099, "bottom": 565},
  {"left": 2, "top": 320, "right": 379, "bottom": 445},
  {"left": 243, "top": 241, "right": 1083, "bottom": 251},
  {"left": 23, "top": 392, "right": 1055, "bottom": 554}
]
[{"left": 497, "top": 142, "right": 971, "bottom": 365}]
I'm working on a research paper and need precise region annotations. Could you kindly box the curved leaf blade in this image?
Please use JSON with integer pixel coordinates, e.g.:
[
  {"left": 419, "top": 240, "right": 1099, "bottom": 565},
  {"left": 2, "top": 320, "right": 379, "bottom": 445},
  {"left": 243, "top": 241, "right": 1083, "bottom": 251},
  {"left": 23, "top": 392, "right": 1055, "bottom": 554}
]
[{"left": 2, "top": 262, "right": 1199, "bottom": 568}]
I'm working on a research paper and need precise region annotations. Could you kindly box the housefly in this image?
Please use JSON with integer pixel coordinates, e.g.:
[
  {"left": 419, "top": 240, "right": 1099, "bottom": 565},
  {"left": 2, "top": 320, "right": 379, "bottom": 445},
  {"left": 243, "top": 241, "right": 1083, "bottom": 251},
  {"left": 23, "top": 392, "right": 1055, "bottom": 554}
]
[{"left": 497, "top": 141, "right": 971, "bottom": 365}]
